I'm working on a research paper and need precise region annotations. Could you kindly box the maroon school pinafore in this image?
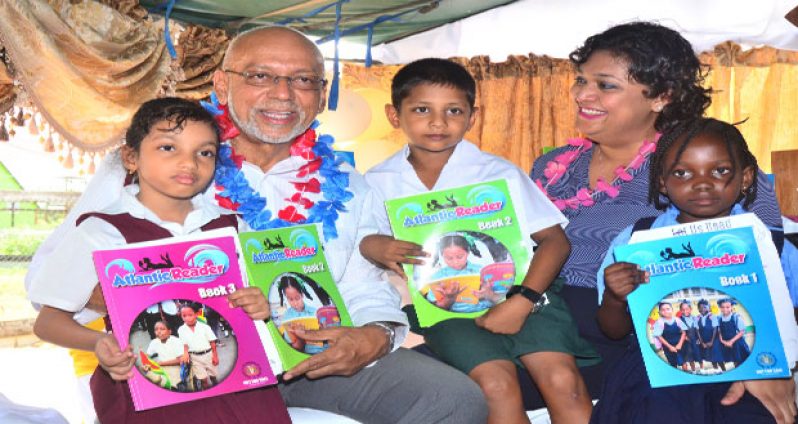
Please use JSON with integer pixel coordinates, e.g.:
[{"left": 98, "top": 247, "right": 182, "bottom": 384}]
[{"left": 78, "top": 212, "right": 291, "bottom": 424}]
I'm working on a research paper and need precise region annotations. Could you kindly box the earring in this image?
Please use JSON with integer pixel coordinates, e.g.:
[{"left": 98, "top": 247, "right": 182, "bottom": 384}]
[
  {"left": 654, "top": 104, "right": 663, "bottom": 112},
  {"left": 741, "top": 186, "right": 749, "bottom": 195}
]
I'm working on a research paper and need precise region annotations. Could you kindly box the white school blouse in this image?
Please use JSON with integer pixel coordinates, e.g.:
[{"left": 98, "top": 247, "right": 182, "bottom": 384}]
[
  {"left": 27, "top": 185, "right": 235, "bottom": 324},
  {"left": 364, "top": 141, "right": 567, "bottom": 238}
]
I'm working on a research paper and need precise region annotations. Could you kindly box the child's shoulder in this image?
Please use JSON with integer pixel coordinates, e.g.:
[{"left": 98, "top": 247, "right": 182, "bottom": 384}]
[
  {"left": 454, "top": 141, "right": 530, "bottom": 182},
  {"left": 364, "top": 145, "right": 409, "bottom": 177}
]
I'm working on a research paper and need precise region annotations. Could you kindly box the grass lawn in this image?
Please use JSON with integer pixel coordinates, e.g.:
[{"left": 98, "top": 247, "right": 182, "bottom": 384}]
[{"left": 0, "top": 265, "right": 36, "bottom": 321}]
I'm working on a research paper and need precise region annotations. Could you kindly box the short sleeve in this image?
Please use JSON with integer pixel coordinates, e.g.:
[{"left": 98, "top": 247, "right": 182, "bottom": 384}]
[
  {"left": 596, "top": 225, "right": 635, "bottom": 304},
  {"left": 146, "top": 340, "right": 158, "bottom": 356},
  {"left": 204, "top": 323, "right": 218, "bottom": 342},
  {"left": 781, "top": 241, "right": 798, "bottom": 307},
  {"left": 27, "top": 216, "right": 125, "bottom": 322},
  {"left": 736, "top": 315, "right": 746, "bottom": 332},
  {"left": 652, "top": 320, "right": 664, "bottom": 337}
]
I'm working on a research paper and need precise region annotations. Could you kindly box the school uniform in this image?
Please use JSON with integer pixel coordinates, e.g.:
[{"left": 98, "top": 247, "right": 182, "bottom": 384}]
[
  {"left": 27, "top": 185, "right": 290, "bottom": 424},
  {"left": 718, "top": 312, "right": 751, "bottom": 364},
  {"left": 365, "top": 140, "right": 599, "bottom": 373},
  {"left": 679, "top": 314, "right": 699, "bottom": 364},
  {"left": 652, "top": 317, "right": 688, "bottom": 366},
  {"left": 145, "top": 336, "right": 184, "bottom": 386},
  {"left": 697, "top": 313, "right": 725, "bottom": 364},
  {"left": 178, "top": 320, "right": 218, "bottom": 379},
  {"left": 592, "top": 204, "right": 798, "bottom": 424}
]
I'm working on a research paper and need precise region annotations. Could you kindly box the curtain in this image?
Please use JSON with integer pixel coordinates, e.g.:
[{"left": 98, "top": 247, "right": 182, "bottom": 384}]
[
  {"left": 344, "top": 55, "right": 579, "bottom": 173},
  {"left": 701, "top": 42, "right": 798, "bottom": 173},
  {"left": 0, "top": 0, "right": 173, "bottom": 152},
  {"left": 345, "top": 45, "right": 798, "bottom": 173}
]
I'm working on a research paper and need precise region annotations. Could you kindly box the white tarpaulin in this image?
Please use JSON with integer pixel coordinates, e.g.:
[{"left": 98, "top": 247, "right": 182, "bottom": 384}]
[{"left": 374, "top": 0, "right": 798, "bottom": 63}]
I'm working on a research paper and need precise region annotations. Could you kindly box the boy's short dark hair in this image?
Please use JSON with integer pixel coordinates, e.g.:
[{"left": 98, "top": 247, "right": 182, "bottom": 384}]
[
  {"left": 391, "top": 58, "right": 476, "bottom": 109},
  {"left": 125, "top": 97, "right": 219, "bottom": 151}
]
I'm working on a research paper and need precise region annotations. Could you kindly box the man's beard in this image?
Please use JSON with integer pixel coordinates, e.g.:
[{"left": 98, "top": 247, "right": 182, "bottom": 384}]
[{"left": 227, "top": 92, "right": 308, "bottom": 145}]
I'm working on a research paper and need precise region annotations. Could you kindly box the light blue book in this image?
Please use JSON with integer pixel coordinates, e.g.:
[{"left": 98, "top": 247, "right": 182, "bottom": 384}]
[{"left": 616, "top": 225, "right": 790, "bottom": 388}]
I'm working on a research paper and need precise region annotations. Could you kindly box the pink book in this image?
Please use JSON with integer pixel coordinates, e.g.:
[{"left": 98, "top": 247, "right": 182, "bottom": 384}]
[{"left": 92, "top": 228, "right": 278, "bottom": 411}]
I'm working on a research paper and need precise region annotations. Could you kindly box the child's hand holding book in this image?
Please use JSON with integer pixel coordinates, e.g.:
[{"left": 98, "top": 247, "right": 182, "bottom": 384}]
[
  {"left": 227, "top": 286, "right": 270, "bottom": 321},
  {"left": 603, "top": 262, "right": 649, "bottom": 304},
  {"left": 95, "top": 333, "right": 135, "bottom": 381},
  {"left": 359, "top": 234, "right": 428, "bottom": 279}
]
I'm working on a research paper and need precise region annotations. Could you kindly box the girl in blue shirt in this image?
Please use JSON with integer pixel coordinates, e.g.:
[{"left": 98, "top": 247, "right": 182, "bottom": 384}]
[{"left": 593, "top": 117, "right": 798, "bottom": 423}]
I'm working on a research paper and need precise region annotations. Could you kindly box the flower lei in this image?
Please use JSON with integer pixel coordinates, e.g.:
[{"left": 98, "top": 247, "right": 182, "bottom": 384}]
[
  {"left": 202, "top": 93, "right": 353, "bottom": 240},
  {"left": 535, "top": 134, "right": 660, "bottom": 211}
]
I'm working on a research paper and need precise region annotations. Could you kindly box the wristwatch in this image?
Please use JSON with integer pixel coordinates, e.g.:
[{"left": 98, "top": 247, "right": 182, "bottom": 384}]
[
  {"left": 506, "top": 286, "right": 549, "bottom": 313},
  {"left": 366, "top": 321, "right": 396, "bottom": 354}
]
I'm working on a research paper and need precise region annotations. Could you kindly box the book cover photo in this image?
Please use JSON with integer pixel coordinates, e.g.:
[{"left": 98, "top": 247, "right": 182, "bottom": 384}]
[
  {"left": 385, "top": 179, "right": 533, "bottom": 328},
  {"left": 617, "top": 223, "right": 791, "bottom": 388},
  {"left": 93, "top": 229, "right": 278, "bottom": 411},
  {"left": 238, "top": 224, "right": 352, "bottom": 371}
]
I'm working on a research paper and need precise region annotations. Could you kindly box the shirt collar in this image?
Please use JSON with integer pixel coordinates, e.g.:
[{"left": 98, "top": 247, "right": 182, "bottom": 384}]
[
  {"left": 112, "top": 185, "right": 228, "bottom": 232},
  {"left": 660, "top": 202, "right": 747, "bottom": 224},
  {"left": 381, "top": 140, "right": 485, "bottom": 173}
]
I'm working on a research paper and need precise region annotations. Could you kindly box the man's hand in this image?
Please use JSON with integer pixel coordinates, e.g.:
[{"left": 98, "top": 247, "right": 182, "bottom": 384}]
[
  {"left": 228, "top": 286, "right": 270, "bottom": 321},
  {"left": 86, "top": 283, "right": 107, "bottom": 314},
  {"left": 360, "top": 234, "right": 427, "bottom": 279},
  {"left": 721, "top": 379, "right": 796, "bottom": 424},
  {"left": 282, "top": 325, "right": 390, "bottom": 380},
  {"left": 95, "top": 334, "right": 135, "bottom": 381},
  {"left": 474, "top": 296, "right": 533, "bottom": 335}
]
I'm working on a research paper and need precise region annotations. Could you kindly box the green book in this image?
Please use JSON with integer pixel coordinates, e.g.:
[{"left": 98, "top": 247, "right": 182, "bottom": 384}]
[
  {"left": 385, "top": 179, "right": 532, "bottom": 327},
  {"left": 239, "top": 224, "right": 352, "bottom": 371}
]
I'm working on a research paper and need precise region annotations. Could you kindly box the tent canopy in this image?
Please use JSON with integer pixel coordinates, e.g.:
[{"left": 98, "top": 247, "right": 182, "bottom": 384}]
[
  {"left": 139, "top": 0, "right": 515, "bottom": 46},
  {"left": 140, "top": 0, "right": 798, "bottom": 63}
]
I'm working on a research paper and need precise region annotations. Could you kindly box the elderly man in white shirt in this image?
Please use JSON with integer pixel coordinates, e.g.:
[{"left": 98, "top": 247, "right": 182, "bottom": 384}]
[{"left": 26, "top": 26, "right": 487, "bottom": 424}]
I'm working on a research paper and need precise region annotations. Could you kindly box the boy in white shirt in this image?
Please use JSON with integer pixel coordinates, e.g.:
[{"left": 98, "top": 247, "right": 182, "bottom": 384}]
[
  {"left": 177, "top": 305, "right": 218, "bottom": 390},
  {"left": 361, "top": 58, "right": 599, "bottom": 423},
  {"left": 143, "top": 320, "right": 184, "bottom": 388}
]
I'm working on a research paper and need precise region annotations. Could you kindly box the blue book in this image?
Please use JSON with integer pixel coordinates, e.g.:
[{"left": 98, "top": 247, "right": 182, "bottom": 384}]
[{"left": 616, "top": 222, "right": 791, "bottom": 387}]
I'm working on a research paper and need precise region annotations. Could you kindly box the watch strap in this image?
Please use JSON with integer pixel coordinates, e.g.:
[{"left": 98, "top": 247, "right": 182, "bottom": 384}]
[
  {"left": 506, "top": 285, "right": 543, "bottom": 304},
  {"left": 366, "top": 321, "right": 396, "bottom": 353}
]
